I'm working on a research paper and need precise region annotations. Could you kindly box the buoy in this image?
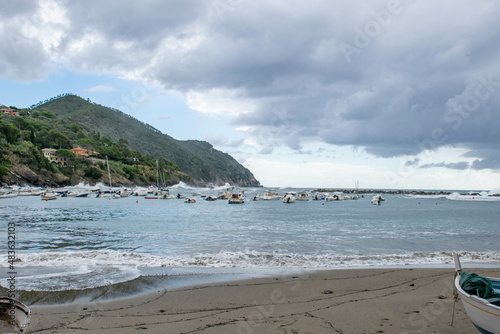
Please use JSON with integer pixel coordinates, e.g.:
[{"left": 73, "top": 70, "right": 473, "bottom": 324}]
[
  {"left": 109, "top": 198, "right": 111, "bottom": 200},
  {"left": 136, "top": 200, "right": 138, "bottom": 203}
]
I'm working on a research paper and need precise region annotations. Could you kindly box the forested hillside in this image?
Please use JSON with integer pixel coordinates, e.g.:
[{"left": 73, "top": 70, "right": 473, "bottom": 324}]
[{"left": 0, "top": 94, "right": 260, "bottom": 187}]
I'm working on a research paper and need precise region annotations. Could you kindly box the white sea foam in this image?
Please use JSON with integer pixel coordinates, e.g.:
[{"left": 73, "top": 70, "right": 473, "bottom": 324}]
[
  {"left": 1, "top": 250, "right": 498, "bottom": 291},
  {"left": 406, "top": 191, "right": 500, "bottom": 201},
  {"left": 3, "top": 249, "right": 499, "bottom": 269}
]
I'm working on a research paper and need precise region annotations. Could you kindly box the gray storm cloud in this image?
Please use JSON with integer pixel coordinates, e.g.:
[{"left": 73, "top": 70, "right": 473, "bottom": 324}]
[{"left": 1, "top": 0, "right": 499, "bottom": 170}]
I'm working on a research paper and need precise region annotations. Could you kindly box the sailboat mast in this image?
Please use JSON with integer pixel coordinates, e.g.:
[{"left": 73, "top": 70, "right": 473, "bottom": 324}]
[
  {"left": 156, "top": 160, "right": 159, "bottom": 189},
  {"left": 106, "top": 156, "right": 112, "bottom": 188}
]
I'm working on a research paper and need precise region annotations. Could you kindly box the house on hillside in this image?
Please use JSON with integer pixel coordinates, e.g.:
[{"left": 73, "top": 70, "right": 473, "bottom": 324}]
[
  {"left": 70, "top": 147, "right": 99, "bottom": 158},
  {"left": 41, "top": 148, "right": 68, "bottom": 166},
  {"left": 1, "top": 106, "right": 18, "bottom": 116}
]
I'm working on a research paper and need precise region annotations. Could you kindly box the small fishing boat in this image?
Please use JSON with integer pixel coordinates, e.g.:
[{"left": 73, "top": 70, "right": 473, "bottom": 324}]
[
  {"left": 204, "top": 196, "right": 217, "bottom": 201},
  {"left": 311, "top": 192, "right": 326, "bottom": 200},
  {"left": 296, "top": 191, "right": 310, "bottom": 201},
  {"left": 251, "top": 195, "right": 261, "bottom": 201},
  {"left": 119, "top": 190, "right": 131, "bottom": 197},
  {"left": 0, "top": 191, "right": 18, "bottom": 199},
  {"left": 63, "top": 190, "right": 91, "bottom": 198},
  {"left": 184, "top": 198, "right": 196, "bottom": 203},
  {"left": 262, "top": 189, "right": 281, "bottom": 200},
  {"left": 41, "top": 192, "right": 57, "bottom": 200},
  {"left": 371, "top": 194, "right": 384, "bottom": 205},
  {"left": 217, "top": 191, "right": 229, "bottom": 200},
  {"left": 0, "top": 297, "right": 31, "bottom": 333},
  {"left": 160, "top": 193, "right": 175, "bottom": 199},
  {"left": 282, "top": 192, "right": 296, "bottom": 203},
  {"left": 228, "top": 192, "right": 244, "bottom": 204},
  {"left": 132, "top": 188, "right": 148, "bottom": 196},
  {"left": 453, "top": 252, "right": 500, "bottom": 334}
]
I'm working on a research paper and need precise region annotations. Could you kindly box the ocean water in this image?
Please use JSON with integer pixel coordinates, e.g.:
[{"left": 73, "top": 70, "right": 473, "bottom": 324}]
[{"left": 1, "top": 186, "right": 499, "bottom": 301}]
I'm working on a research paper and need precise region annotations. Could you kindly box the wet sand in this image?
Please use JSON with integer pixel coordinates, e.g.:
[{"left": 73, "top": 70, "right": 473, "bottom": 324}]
[{"left": 28, "top": 268, "right": 499, "bottom": 333}]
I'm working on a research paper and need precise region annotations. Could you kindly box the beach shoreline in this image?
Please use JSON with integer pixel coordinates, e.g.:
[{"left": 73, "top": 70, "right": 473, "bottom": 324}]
[{"left": 27, "top": 267, "right": 500, "bottom": 333}]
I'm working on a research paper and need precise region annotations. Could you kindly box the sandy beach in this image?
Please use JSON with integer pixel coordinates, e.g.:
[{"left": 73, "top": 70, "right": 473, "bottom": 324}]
[{"left": 26, "top": 267, "right": 499, "bottom": 333}]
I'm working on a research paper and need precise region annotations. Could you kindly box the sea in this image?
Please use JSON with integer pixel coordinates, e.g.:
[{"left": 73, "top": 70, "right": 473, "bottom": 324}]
[{"left": 1, "top": 184, "right": 499, "bottom": 304}]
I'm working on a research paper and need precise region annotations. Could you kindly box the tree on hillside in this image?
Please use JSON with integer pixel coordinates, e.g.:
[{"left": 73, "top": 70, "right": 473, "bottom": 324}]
[
  {"left": 55, "top": 149, "right": 76, "bottom": 166},
  {"left": 78, "top": 138, "right": 99, "bottom": 150},
  {"left": 0, "top": 122, "right": 19, "bottom": 144},
  {"left": 51, "top": 131, "right": 71, "bottom": 149}
]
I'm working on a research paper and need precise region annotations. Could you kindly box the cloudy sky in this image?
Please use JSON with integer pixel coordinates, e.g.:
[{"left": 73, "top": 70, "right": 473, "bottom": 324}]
[{"left": 1, "top": 0, "right": 499, "bottom": 189}]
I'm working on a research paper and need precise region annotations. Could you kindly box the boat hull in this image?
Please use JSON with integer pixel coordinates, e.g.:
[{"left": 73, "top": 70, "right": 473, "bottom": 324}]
[
  {"left": 454, "top": 276, "right": 500, "bottom": 334},
  {"left": 0, "top": 297, "right": 31, "bottom": 333}
]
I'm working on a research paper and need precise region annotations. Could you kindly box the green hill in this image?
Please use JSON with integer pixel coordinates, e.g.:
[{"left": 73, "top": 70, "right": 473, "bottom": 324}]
[{"left": 34, "top": 94, "right": 260, "bottom": 187}]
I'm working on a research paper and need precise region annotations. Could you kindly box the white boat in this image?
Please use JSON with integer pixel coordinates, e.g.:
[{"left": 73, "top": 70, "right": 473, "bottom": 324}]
[
  {"left": 0, "top": 191, "right": 18, "bottom": 199},
  {"left": 324, "top": 195, "right": 335, "bottom": 201},
  {"left": 453, "top": 252, "right": 500, "bottom": 333},
  {"left": 204, "top": 196, "right": 217, "bottom": 201},
  {"left": 41, "top": 192, "right": 57, "bottom": 200},
  {"left": 175, "top": 193, "right": 186, "bottom": 199},
  {"left": 296, "top": 191, "right": 310, "bottom": 201},
  {"left": 250, "top": 194, "right": 261, "bottom": 201},
  {"left": 311, "top": 192, "right": 326, "bottom": 200},
  {"left": 325, "top": 192, "right": 344, "bottom": 201},
  {"left": 371, "top": 194, "right": 384, "bottom": 205},
  {"left": 184, "top": 198, "right": 196, "bottom": 203},
  {"left": 0, "top": 297, "right": 31, "bottom": 333},
  {"left": 64, "top": 190, "right": 91, "bottom": 197},
  {"left": 283, "top": 192, "right": 296, "bottom": 203},
  {"left": 17, "top": 190, "right": 34, "bottom": 196},
  {"left": 228, "top": 192, "right": 244, "bottom": 204},
  {"left": 132, "top": 188, "right": 148, "bottom": 196},
  {"left": 119, "top": 190, "right": 131, "bottom": 197},
  {"left": 262, "top": 189, "right": 281, "bottom": 200}
]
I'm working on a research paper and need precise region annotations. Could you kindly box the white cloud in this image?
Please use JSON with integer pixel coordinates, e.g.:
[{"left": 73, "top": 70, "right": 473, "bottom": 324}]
[
  {"left": 185, "top": 88, "right": 257, "bottom": 116},
  {"left": 87, "top": 85, "right": 116, "bottom": 93}
]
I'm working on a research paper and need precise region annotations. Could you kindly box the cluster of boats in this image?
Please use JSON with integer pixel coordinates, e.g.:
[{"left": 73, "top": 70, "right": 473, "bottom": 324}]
[
  {"left": 0, "top": 187, "right": 384, "bottom": 205},
  {"left": 250, "top": 190, "right": 362, "bottom": 203}
]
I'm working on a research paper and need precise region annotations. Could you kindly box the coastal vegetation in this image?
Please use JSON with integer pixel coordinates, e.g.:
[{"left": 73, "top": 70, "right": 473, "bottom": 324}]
[{"left": 0, "top": 94, "right": 260, "bottom": 187}]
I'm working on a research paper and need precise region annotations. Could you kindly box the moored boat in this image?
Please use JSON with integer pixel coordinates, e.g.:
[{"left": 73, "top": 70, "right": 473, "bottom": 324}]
[
  {"left": 282, "top": 192, "right": 296, "bottom": 203},
  {"left": 262, "top": 189, "right": 281, "bottom": 200},
  {"left": 0, "top": 191, "right": 18, "bottom": 199},
  {"left": 311, "top": 192, "right": 326, "bottom": 200},
  {"left": 132, "top": 188, "right": 148, "bottom": 196},
  {"left": 218, "top": 191, "right": 230, "bottom": 199},
  {"left": 296, "top": 191, "right": 310, "bottom": 201},
  {"left": 63, "top": 190, "right": 91, "bottom": 198},
  {"left": 0, "top": 296, "right": 31, "bottom": 333},
  {"left": 453, "top": 252, "right": 500, "bottom": 334},
  {"left": 371, "top": 194, "right": 384, "bottom": 205},
  {"left": 228, "top": 192, "right": 244, "bottom": 204},
  {"left": 41, "top": 192, "right": 57, "bottom": 200},
  {"left": 119, "top": 190, "right": 131, "bottom": 197}
]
